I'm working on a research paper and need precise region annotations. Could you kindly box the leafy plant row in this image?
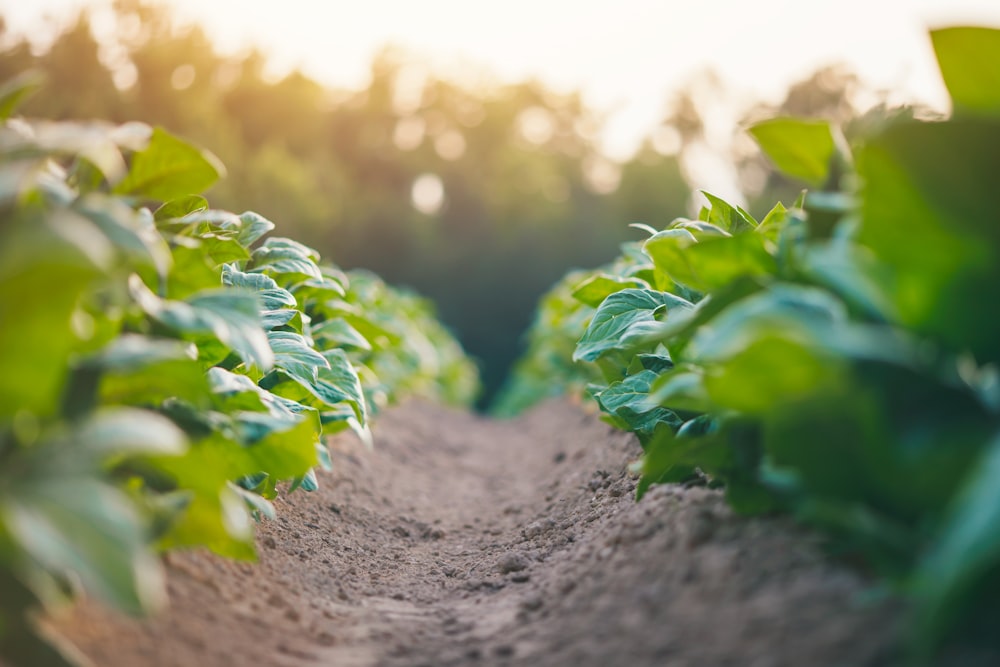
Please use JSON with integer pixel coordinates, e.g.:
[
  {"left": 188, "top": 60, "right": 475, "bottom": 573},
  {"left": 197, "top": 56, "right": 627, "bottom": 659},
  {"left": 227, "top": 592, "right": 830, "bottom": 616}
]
[
  {"left": 0, "top": 73, "right": 478, "bottom": 666},
  {"left": 508, "top": 27, "right": 1000, "bottom": 659}
]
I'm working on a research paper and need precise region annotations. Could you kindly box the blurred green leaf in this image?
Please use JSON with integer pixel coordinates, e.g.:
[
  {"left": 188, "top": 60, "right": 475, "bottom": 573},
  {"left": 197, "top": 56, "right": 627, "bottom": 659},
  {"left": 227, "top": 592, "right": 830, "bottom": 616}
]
[
  {"left": 4, "top": 478, "right": 165, "bottom": 615},
  {"left": 113, "top": 127, "right": 224, "bottom": 201},
  {"left": 931, "top": 27, "right": 1000, "bottom": 115},
  {"left": 0, "top": 213, "right": 108, "bottom": 419},
  {"left": 571, "top": 274, "right": 647, "bottom": 308},
  {"left": 0, "top": 70, "right": 44, "bottom": 120},
  {"left": 74, "top": 193, "right": 172, "bottom": 278},
  {"left": 857, "top": 117, "right": 1000, "bottom": 361},
  {"left": 912, "top": 431, "right": 1000, "bottom": 654},
  {"left": 153, "top": 195, "right": 208, "bottom": 221},
  {"left": 72, "top": 407, "right": 188, "bottom": 459},
  {"left": 749, "top": 117, "right": 838, "bottom": 186},
  {"left": 311, "top": 317, "right": 371, "bottom": 351}
]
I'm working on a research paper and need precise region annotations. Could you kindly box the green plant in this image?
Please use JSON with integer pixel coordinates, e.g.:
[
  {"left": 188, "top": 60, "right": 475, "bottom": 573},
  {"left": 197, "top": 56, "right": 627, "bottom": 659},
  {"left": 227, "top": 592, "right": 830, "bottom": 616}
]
[
  {"left": 0, "top": 73, "right": 477, "bottom": 666},
  {"left": 512, "top": 26, "right": 1000, "bottom": 659}
]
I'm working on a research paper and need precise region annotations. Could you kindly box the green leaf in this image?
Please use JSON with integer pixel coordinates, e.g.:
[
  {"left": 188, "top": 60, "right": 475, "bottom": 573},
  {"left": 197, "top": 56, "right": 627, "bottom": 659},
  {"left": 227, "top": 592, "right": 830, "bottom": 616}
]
[
  {"left": 911, "top": 430, "right": 1000, "bottom": 655},
  {"left": 129, "top": 276, "right": 274, "bottom": 371},
  {"left": 91, "top": 338, "right": 211, "bottom": 410},
  {"left": 574, "top": 289, "right": 694, "bottom": 363},
  {"left": 230, "top": 482, "right": 277, "bottom": 520},
  {"left": 74, "top": 193, "right": 172, "bottom": 278},
  {"left": 701, "top": 192, "right": 757, "bottom": 233},
  {"left": 263, "top": 349, "right": 368, "bottom": 426},
  {"left": 72, "top": 407, "right": 188, "bottom": 459},
  {"left": 644, "top": 226, "right": 775, "bottom": 293},
  {"left": 0, "top": 214, "right": 108, "bottom": 419},
  {"left": 288, "top": 468, "right": 319, "bottom": 494},
  {"left": 647, "top": 366, "right": 711, "bottom": 413},
  {"left": 310, "top": 317, "right": 372, "bottom": 351},
  {"left": 748, "top": 117, "right": 838, "bottom": 186},
  {"left": 596, "top": 370, "right": 682, "bottom": 440},
  {"left": 320, "top": 348, "right": 369, "bottom": 425},
  {"left": 260, "top": 309, "right": 299, "bottom": 330},
  {"left": 249, "top": 237, "right": 323, "bottom": 282},
  {"left": 237, "top": 211, "right": 275, "bottom": 247},
  {"left": 3, "top": 478, "right": 166, "bottom": 615},
  {"left": 222, "top": 264, "right": 297, "bottom": 310},
  {"left": 154, "top": 195, "right": 209, "bottom": 221},
  {"left": 637, "top": 424, "right": 728, "bottom": 498},
  {"left": 261, "top": 237, "right": 320, "bottom": 261},
  {"left": 268, "top": 331, "right": 329, "bottom": 381},
  {"left": 687, "top": 284, "right": 847, "bottom": 363},
  {"left": 931, "top": 27, "right": 1000, "bottom": 115},
  {"left": 163, "top": 242, "right": 228, "bottom": 300},
  {"left": 644, "top": 276, "right": 765, "bottom": 359},
  {"left": 571, "top": 274, "right": 647, "bottom": 308},
  {"left": 207, "top": 368, "right": 311, "bottom": 430},
  {"left": 856, "top": 116, "right": 1000, "bottom": 362},
  {"left": 113, "top": 127, "right": 224, "bottom": 201},
  {"left": 0, "top": 70, "right": 44, "bottom": 120},
  {"left": 801, "top": 239, "right": 897, "bottom": 322},
  {"left": 154, "top": 418, "right": 318, "bottom": 557},
  {"left": 289, "top": 276, "right": 346, "bottom": 304}
]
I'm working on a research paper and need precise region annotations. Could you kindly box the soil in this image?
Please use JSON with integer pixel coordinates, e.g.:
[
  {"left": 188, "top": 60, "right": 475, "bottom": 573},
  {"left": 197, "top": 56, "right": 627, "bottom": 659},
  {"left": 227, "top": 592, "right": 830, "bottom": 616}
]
[{"left": 50, "top": 398, "right": 909, "bottom": 667}]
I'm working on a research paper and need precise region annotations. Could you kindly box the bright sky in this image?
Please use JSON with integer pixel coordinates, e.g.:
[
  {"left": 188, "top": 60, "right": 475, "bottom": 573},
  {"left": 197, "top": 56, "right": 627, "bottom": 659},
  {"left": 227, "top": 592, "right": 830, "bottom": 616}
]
[{"left": 4, "top": 0, "right": 1000, "bottom": 165}]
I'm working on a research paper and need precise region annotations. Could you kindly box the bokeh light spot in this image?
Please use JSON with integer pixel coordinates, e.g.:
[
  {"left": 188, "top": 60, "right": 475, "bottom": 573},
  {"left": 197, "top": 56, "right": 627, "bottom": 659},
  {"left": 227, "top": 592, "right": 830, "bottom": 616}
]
[
  {"left": 171, "top": 64, "right": 196, "bottom": 90},
  {"left": 394, "top": 116, "right": 426, "bottom": 151},
  {"left": 434, "top": 130, "right": 466, "bottom": 160},
  {"left": 517, "top": 106, "right": 555, "bottom": 146},
  {"left": 411, "top": 173, "right": 445, "bottom": 214}
]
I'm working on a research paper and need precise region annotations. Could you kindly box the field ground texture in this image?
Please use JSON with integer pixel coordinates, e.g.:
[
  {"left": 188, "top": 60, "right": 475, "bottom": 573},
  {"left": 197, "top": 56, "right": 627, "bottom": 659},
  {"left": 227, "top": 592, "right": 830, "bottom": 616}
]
[{"left": 47, "top": 399, "right": 997, "bottom": 667}]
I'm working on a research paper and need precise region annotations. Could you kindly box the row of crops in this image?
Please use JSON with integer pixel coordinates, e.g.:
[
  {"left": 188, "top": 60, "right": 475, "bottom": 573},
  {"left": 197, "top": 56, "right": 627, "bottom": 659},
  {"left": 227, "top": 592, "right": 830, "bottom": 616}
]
[
  {"left": 500, "top": 27, "right": 1000, "bottom": 658},
  {"left": 0, "top": 73, "right": 478, "bottom": 665}
]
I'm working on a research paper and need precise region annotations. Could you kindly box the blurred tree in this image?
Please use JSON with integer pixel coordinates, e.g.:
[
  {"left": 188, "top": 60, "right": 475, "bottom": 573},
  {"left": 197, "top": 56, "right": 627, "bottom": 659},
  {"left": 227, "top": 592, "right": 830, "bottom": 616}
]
[{"left": 0, "top": 2, "right": 694, "bottom": 407}]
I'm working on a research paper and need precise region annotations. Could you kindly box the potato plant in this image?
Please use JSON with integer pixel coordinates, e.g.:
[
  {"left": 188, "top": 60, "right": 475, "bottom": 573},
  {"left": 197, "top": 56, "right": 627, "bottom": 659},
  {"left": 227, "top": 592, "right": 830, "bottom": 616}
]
[
  {"left": 513, "top": 27, "right": 1000, "bottom": 659},
  {"left": 0, "top": 72, "right": 477, "bottom": 666}
]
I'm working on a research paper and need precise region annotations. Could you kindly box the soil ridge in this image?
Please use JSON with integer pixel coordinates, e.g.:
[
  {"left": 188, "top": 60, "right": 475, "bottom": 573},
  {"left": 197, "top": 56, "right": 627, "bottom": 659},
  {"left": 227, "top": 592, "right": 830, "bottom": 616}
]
[{"left": 54, "top": 399, "right": 899, "bottom": 666}]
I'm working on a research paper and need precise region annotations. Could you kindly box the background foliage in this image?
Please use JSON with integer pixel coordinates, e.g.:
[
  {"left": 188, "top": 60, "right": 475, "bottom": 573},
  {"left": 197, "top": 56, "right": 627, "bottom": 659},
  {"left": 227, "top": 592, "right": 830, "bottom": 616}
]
[{"left": 0, "top": 0, "right": 878, "bottom": 405}]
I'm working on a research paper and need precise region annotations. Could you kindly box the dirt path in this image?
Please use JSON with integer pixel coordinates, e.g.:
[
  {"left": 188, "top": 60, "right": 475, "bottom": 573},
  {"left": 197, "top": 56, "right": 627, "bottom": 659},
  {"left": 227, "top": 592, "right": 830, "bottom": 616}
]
[{"left": 53, "top": 400, "right": 901, "bottom": 666}]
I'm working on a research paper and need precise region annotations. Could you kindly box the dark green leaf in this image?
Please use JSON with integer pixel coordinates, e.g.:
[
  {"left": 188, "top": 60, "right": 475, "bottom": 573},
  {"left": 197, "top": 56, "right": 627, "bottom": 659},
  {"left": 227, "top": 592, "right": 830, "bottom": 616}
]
[
  {"left": 596, "top": 370, "right": 682, "bottom": 439},
  {"left": 912, "top": 431, "right": 1000, "bottom": 654}
]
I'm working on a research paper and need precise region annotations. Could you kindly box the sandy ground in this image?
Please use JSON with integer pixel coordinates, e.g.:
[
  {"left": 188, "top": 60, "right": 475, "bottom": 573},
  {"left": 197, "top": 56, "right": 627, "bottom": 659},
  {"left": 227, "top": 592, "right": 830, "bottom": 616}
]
[{"left": 49, "top": 399, "right": 909, "bottom": 666}]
